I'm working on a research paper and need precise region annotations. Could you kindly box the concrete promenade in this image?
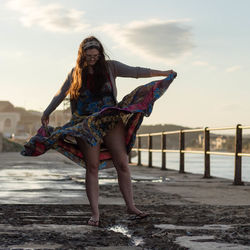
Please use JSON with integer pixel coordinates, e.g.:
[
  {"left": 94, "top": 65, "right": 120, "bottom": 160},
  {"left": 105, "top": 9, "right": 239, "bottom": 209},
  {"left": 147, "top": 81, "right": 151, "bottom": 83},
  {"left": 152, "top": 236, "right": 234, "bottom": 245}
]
[{"left": 0, "top": 152, "right": 250, "bottom": 249}]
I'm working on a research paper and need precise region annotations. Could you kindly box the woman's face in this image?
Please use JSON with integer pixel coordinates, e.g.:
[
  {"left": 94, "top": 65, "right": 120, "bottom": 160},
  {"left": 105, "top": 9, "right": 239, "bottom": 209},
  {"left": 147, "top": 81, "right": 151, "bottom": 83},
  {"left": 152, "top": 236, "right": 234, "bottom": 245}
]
[{"left": 85, "top": 48, "right": 100, "bottom": 67}]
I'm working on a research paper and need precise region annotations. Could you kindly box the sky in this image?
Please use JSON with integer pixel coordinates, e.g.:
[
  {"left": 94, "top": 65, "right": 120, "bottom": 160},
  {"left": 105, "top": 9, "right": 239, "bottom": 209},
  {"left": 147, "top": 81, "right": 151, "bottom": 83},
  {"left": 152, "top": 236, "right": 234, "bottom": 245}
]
[{"left": 0, "top": 0, "right": 250, "bottom": 128}]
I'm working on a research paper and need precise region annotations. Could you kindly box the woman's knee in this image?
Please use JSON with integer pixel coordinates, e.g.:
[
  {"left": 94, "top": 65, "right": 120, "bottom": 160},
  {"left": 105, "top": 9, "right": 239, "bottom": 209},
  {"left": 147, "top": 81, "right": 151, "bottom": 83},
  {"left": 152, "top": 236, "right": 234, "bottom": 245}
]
[
  {"left": 86, "top": 162, "right": 99, "bottom": 174},
  {"left": 115, "top": 160, "right": 129, "bottom": 173}
]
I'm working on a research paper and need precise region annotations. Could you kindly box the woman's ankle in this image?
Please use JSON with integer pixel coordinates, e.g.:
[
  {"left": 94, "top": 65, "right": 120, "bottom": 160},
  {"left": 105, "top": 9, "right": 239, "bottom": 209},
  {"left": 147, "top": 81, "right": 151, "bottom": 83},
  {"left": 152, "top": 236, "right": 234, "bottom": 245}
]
[{"left": 91, "top": 212, "right": 99, "bottom": 220}]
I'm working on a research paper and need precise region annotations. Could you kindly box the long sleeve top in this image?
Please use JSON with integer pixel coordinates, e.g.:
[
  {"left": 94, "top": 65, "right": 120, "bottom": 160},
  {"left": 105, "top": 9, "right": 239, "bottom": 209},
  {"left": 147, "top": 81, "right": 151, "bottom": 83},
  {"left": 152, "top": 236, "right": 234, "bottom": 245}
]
[{"left": 43, "top": 60, "right": 153, "bottom": 117}]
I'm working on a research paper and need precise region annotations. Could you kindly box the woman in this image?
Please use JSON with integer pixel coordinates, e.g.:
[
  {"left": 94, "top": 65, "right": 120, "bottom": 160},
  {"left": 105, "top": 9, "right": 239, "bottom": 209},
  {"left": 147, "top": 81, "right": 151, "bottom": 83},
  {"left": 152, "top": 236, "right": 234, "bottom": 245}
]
[{"left": 22, "top": 36, "right": 177, "bottom": 227}]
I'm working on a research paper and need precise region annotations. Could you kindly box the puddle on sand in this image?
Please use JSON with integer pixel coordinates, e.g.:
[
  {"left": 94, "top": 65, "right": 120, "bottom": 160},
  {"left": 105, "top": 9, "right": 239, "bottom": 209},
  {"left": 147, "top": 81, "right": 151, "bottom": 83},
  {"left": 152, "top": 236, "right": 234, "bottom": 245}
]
[
  {"left": 0, "top": 165, "right": 169, "bottom": 203},
  {"left": 154, "top": 224, "right": 250, "bottom": 250},
  {"left": 108, "top": 224, "right": 144, "bottom": 247},
  {"left": 154, "top": 223, "right": 233, "bottom": 231},
  {"left": 132, "top": 176, "right": 169, "bottom": 183},
  {"left": 0, "top": 167, "right": 86, "bottom": 204},
  {"left": 72, "top": 176, "right": 169, "bottom": 185},
  {"left": 175, "top": 235, "right": 250, "bottom": 250},
  {"left": 70, "top": 176, "right": 119, "bottom": 185}
]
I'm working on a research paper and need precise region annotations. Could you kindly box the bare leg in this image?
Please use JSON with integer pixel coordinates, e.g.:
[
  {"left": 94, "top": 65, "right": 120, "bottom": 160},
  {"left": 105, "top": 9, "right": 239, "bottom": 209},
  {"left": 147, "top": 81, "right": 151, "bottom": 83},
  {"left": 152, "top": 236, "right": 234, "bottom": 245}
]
[
  {"left": 76, "top": 138, "right": 100, "bottom": 225},
  {"left": 104, "top": 121, "right": 144, "bottom": 215}
]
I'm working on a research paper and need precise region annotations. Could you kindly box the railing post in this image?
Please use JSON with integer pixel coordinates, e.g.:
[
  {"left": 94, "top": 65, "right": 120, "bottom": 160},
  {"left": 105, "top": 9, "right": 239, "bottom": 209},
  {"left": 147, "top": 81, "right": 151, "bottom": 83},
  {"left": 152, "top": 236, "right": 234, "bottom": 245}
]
[
  {"left": 0, "top": 133, "right": 3, "bottom": 152},
  {"left": 204, "top": 127, "right": 211, "bottom": 178},
  {"left": 137, "top": 136, "right": 142, "bottom": 166},
  {"left": 234, "top": 124, "right": 244, "bottom": 185},
  {"left": 128, "top": 152, "right": 132, "bottom": 163},
  {"left": 161, "top": 133, "right": 166, "bottom": 170},
  {"left": 179, "top": 130, "right": 185, "bottom": 173},
  {"left": 148, "top": 134, "right": 152, "bottom": 167}
]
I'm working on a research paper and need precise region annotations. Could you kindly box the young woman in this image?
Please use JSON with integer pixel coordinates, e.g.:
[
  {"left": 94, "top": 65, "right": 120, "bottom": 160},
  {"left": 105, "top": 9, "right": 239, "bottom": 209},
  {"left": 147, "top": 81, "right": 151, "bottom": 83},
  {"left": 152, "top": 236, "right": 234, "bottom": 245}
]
[{"left": 22, "top": 36, "right": 177, "bottom": 227}]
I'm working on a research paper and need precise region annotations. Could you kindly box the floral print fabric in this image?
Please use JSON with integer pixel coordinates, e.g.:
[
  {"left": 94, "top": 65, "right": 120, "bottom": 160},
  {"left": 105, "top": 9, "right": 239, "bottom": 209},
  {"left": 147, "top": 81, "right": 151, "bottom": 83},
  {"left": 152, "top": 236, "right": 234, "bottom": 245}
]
[{"left": 21, "top": 73, "right": 177, "bottom": 169}]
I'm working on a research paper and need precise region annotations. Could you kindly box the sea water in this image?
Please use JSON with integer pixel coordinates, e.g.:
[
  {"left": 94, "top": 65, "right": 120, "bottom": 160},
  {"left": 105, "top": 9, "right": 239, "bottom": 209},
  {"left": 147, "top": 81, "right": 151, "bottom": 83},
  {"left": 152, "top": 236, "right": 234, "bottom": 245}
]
[{"left": 131, "top": 152, "right": 250, "bottom": 182}]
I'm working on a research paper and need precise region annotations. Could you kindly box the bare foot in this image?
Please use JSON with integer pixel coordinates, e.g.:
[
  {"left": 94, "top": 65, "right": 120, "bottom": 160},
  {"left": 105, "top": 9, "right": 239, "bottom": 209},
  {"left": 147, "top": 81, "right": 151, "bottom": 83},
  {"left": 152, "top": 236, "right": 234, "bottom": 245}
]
[
  {"left": 88, "top": 217, "right": 99, "bottom": 227},
  {"left": 128, "top": 212, "right": 149, "bottom": 220},
  {"left": 127, "top": 206, "right": 149, "bottom": 220},
  {"left": 127, "top": 206, "right": 143, "bottom": 215}
]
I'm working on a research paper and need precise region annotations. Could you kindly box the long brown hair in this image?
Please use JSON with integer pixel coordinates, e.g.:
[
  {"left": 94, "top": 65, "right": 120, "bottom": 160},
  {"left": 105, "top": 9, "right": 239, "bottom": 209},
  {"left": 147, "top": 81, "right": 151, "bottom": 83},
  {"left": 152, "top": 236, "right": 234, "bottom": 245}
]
[{"left": 67, "top": 36, "right": 109, "bottom": 99}]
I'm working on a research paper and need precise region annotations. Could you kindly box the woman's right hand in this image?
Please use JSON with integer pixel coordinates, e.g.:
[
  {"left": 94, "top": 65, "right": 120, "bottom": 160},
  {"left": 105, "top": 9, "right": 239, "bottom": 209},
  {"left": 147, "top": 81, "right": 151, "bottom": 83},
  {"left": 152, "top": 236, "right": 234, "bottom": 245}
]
[
  {"left": 164, "top": 70, "right": 177, "bottom": 76},
  {"left": 41, "top": 114, "right": 49, "bottom": 126}
]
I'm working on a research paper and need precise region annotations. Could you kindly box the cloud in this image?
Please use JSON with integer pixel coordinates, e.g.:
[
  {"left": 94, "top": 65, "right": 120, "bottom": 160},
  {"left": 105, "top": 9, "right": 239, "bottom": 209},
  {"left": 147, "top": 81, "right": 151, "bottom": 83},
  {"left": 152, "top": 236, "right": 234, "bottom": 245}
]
[
  {"left": 99, "top": 19, "right": 194, "bottom": 64},
  {"left": 5, "top": 2, "right": 194, "bottom": 62},
  {"left": 191, "top": 60, "right": 216, "bottom": 71},
  {"left": 5, "top": 0, "right": 89, "bottom": 32},
  {"left": 225, "top": 65, "right": 242, "bottom": 73},
  {"left": 192, "top": 60, "right": 209, "bottom": 66}
]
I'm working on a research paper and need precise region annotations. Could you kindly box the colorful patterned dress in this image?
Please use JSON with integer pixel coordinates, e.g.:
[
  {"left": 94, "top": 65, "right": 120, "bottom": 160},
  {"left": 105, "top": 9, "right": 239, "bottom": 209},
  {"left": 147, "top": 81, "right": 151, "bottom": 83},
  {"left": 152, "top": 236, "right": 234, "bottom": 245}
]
[{"left": 21, "top": 72, "right": 177, "bottom": 169}]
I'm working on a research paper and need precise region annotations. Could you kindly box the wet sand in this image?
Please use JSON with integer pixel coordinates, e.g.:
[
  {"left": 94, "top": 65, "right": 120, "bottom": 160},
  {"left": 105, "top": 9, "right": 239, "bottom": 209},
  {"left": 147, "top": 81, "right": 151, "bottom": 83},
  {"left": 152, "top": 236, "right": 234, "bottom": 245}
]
[{"left": 0, "top": 152, "right": 250, "bottom": 249}]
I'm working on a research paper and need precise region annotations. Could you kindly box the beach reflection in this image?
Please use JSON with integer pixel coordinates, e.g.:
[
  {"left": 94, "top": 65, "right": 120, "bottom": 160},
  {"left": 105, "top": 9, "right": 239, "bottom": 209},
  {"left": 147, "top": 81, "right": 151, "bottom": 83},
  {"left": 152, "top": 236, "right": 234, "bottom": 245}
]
[
  {"left": 0, "top": 159, "right": 169, "bottom": 204},
  {"left": 0, "top": 167, "right": 86, "bottom": 204}
]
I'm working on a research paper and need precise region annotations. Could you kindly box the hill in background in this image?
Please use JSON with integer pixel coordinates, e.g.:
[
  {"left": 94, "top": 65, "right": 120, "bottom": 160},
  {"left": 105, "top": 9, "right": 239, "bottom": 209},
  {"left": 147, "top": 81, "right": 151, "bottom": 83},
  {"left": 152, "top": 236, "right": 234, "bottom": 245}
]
[{"left": 138, "top": 124, "right": 202, "bottom": 150}]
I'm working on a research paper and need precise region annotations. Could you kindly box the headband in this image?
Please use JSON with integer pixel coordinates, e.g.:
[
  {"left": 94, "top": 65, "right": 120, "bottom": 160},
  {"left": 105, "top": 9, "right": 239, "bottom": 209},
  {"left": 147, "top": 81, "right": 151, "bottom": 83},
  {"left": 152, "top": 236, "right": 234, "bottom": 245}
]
[{"left": 83, "top": 40, "right": 100, "bottom": 50}]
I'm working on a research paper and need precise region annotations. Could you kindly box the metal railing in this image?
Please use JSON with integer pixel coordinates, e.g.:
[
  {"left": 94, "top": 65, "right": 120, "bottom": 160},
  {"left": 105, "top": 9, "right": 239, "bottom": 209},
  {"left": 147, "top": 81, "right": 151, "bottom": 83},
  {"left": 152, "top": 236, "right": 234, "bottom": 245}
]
[{"left": 129, "top": 124, "right": 250, "bottom": 185}]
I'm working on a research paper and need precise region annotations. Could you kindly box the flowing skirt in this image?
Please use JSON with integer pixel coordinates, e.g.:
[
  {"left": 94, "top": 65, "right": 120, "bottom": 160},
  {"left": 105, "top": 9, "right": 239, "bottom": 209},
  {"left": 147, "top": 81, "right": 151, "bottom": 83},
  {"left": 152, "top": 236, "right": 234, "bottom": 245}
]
[{"left": 21, "top": 73, "right": 177, "bottom": 169}]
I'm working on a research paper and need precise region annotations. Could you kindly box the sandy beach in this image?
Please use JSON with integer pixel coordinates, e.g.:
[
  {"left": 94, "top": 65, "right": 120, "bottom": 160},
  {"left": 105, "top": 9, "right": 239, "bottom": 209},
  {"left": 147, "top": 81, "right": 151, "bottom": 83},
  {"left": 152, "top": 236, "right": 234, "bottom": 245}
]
[{"left": 0, "top": 152, "right": 250, "bottom": 249}]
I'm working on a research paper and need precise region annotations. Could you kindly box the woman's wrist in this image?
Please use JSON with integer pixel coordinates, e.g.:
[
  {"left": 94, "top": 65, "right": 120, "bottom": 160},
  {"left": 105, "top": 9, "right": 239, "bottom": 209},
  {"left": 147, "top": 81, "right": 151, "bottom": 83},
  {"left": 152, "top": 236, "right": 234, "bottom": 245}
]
[
  {"left": 150, "top": 69, "right": 174, "bottom": 77},
  {"left": 150, "top": 69, "right": 163, "bottom": 77}
]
